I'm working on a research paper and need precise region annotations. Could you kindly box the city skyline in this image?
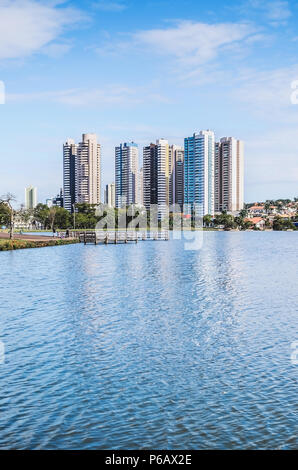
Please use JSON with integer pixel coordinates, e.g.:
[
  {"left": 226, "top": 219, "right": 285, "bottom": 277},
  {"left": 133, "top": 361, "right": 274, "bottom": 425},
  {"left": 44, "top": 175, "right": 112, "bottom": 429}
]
[
  {"left": 61, "top": 129, "right": 244, "bottom": 217},
  {"left": 1, "top": 0, "right": 298, "bottom": 204}
]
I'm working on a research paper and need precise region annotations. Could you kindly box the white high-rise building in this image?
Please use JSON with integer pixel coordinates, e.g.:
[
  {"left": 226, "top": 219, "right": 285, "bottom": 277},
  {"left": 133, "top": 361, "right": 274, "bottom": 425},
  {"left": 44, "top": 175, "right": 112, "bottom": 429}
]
[
  {"left": 104, "top": 183, "right": 116, "bottom": 208},
  {"left": 215, "top": 137, "right": 244, "bottom": 213},
  {"left": 115, "top": 142, "right": 138, "bottom": 208},
  {"left": 25, "top": 186, "right": 37, "bottom": 210},
  {"left": 76, "top": 133, "right": 101, "bottom": 205},
  {"left": 156, "top": 139, "right": 170, "bottom": 219}
]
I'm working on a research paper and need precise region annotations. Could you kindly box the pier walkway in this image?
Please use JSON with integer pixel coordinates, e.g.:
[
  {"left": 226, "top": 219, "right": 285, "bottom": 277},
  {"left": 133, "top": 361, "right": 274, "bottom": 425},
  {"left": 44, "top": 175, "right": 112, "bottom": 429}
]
[{"left": 72, "top": 230, "right": 169, "bottom": 245}]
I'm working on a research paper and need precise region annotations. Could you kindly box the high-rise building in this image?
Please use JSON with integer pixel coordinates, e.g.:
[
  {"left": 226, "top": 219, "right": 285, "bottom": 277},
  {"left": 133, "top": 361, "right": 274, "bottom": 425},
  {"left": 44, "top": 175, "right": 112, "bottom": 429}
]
[
  {"left": 156, "top": 139, "right": 170, "bottom": 218},
  {"left": 25, "top": 186, "right": 37, "bottom": 210},
  {"left": 184, "top": 130, "right": 215, "bottom": 216},
  {"left": 46, "top": 189, "right": 64, "bottom": 209},
  {"left": 76, "top": 133, "right": 101, "bottom": 205},
  {"left": 63, "top": 138, "right": 77, "bottom": 212},
  {"left": 104, "top": 183, "right": 116, "bottom": 208},
  {"left": 115, "top": 142, "right": 138, "bottom": 208},
  {"left": 143, "top": 143, "right": 158, "bottom": 210},
  {"left": 143, "top": 139, "right": 171, "bottom": 218},
  {"left": 215, "top": 137, "right": 244, "bottom": 213},
  {"left": 137, "top": 168, "right": 143, "bottom": 206},
  {"left": 63, "top": 133, "right": 101, "bottom": 211},
  {"left": 169, "top": 145, "right": 184, "bottom": 211},
  {"left": 53, "top": 189, "right": 64, "bottom": 208}
]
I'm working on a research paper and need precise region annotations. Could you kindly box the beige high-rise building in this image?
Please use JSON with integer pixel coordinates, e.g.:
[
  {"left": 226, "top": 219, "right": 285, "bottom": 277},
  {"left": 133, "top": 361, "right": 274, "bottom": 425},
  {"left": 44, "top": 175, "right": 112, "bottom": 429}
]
[
  {"left": 137, "top": 168, "right": 143, "bottom": 205},
  {"left": 25, "top": 186, "right": 37, "bottom": 209},
  {"left": 215, "top": 137, "right": 244, "bottom": 213},
  {"left": 76, "top": 133, "right": 101, "bottom": 205},
  {"left": 156, "top": 139, "right": 170, "bottom": 219}
]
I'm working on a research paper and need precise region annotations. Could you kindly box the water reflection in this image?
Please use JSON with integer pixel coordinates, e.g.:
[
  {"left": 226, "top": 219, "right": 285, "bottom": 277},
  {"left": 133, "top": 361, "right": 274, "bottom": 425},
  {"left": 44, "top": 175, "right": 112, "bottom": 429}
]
[{"left": 0, "top": 233, "right": 297, "bottom": 449}]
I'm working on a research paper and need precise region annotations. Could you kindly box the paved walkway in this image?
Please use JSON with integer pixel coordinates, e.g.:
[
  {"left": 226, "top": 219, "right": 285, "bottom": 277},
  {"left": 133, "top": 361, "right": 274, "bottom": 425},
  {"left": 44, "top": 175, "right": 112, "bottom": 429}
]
[{"left": 0, "top": 232, "right": 73, "bottom": 242}]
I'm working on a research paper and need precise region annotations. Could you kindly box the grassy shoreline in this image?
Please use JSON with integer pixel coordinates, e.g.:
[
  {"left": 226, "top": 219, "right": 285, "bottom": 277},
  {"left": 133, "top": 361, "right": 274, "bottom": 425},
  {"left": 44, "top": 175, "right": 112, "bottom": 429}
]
[{"left": 0, "top": 238, "right": 80, "bottom": 251}]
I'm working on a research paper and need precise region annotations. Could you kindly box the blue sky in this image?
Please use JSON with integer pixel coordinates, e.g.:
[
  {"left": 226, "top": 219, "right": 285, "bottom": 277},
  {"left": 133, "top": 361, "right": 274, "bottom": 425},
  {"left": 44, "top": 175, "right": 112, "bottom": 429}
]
[{"left": 1, "top": 0, "right": 298, "bottom": 204}]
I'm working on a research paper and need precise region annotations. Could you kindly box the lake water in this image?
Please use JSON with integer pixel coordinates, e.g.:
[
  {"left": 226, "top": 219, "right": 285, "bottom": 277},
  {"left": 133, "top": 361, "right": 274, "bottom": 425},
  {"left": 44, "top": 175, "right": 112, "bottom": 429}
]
[{"left": 0, "top": 232, "right": 297, "bottom": 449}]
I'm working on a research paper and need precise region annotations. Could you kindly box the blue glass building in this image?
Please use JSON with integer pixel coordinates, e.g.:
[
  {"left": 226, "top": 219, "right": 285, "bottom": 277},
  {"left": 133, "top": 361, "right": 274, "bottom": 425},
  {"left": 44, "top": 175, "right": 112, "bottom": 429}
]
[{"left": 184, "top": 131, "right": 215, "bottom": 216}]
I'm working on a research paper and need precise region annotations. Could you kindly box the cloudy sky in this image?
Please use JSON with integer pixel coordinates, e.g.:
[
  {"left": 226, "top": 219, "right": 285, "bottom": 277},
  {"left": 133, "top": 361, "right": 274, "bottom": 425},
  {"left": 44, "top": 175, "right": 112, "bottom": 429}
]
[{"left": 1, "top": 0, "right": 298, "bottom": 204}]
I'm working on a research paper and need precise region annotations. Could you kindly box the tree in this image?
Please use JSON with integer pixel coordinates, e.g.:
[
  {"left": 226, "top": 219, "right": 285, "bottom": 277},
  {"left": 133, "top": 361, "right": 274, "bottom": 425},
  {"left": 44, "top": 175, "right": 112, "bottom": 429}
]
[
  {"left": 264, "top": 201, "right": 271, "bottom": 214},
  {"left": 203, "top": 214, "right": 213, "bottom": 227},
  {"left": 0, "top": 193, "right": 16, "bottom": 239},
  {"left": 0, "top": 202, "right": 11, "bottom": 227},
  {"left": 52, "top": 207, "right": 70, "bottom": 229},
  {"left": 17, "top": 208, "right": 33, "bottom": 227},
  {"left": 273, "top": 216, "right": 295, "bottom": 231},
  {"left": 239, "top": 208, "right": 248, "bottom": 218},
  {"left": 48, "top": 207, "right": 58, "bottom": 232},
  {"left": 33, "top": 204, "right": 50, "bottom": 228},
  {"left": 234, "top": 216, "right": 245, "bottom": 229},
  {"left": 213, "top": 212, "right": 236, "bottom": 230}
]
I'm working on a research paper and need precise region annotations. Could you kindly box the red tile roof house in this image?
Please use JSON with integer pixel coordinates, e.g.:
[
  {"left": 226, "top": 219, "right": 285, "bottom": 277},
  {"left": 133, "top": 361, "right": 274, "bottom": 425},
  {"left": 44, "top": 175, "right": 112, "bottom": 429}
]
[
  {"left": 248, "top": 205, "right": 266, "bottom": 214},
  {"left": 245, "top": 217, "right": 266, "bottom": 230}
]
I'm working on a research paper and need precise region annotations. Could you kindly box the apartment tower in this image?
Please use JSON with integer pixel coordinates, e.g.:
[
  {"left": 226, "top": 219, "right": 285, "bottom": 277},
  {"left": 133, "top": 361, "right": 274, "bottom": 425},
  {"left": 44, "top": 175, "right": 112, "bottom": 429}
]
[
  {"left": 169, "top": 145, "right": 184, "bottom": 211},
  {"left": 25, "top": 186, "right": 37, "bottom": 210},
  {"left": 115, "top": 142, "right": 138, "bottom": 208},
  {"left": 76, "top": 133, "right": 101, "bottom": 205},
  {"left": 215, "top": 137, "right": 244, "bottom": 212},
  {"left": 63, "top": 138, "right": 77, "bottom": 212},
  {"left": 104, "top": 183, "right": 116, "bottom": 208},
  {"left": 184, "top": 130, "right": 215, "bottom": 216},
  {"left": 143, "top": 139, "right": 171, "bottom": 218}
]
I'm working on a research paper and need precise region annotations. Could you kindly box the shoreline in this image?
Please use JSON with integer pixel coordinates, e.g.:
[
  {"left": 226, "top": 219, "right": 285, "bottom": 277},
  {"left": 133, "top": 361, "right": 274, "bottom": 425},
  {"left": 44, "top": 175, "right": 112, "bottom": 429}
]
[{"left": 0, "top": 234, "right": 79, "bottom": 251}]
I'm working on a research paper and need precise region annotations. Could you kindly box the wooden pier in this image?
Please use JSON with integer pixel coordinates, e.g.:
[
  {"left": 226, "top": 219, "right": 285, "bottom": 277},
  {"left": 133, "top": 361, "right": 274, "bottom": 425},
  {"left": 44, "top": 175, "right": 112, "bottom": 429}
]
[{"left": 70, "top": 230, "right": 169, "bottom": 245}]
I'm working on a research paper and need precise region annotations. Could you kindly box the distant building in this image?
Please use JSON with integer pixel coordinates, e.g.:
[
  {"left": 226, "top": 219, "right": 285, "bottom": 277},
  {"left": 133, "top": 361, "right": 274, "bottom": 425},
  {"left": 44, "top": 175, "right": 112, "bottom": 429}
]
[
  {"left": 115, "top": 142, "right": 138, "bottom": 208},
  {"left": 77, "top": 134, "right": 101, "bottom": 205},
  {"left": 104, "top": 183, "right": 115, "bottom": 208},
  {"left": 214, "top": 137, "right": 244, "bottom": 213},
  {"left": 184, "top": 131, "right": 215, "bottom": 216},
  {"left": 137, "top": 168, "right": 143, "bottom": 205},
  {"left": 143, "top": 139, "right": 171, "bottom": 218},
  {"left": 63, "top": 138, "right": 77, "bottom": 212},
  {"left": 46, "top": 189, "right": 63, "bottom": 209},
  {"left": 53, "top": 189, "right": 63, "bottom": 208},
  {"left": 63, "top": 133, "right": 101, "bottom": 211},
  {"left": 143, "top": 143, "right": 158, "bottom": 210},
  {"left": 169, "top": 145, "right": 184, "bottom": 211},
  {"left": 25, "top": 186, "right": 37, "bottom": 210}
]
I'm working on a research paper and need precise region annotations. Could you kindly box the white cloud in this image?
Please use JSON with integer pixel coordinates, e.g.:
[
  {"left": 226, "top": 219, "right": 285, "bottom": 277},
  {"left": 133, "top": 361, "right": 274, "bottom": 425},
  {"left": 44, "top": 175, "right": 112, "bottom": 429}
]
[
  {"left": 232, "top": 65, "right": 298, "bottom": 119},
  {"left": 0, "top": 0, "right": 85, "bottom": 60},
  {"left": 7, "top": 84, "right": 171, "bottom": 106},
  {"left": 92, "top": 1, "right": 127, "bottom": 11},
  {"left": 97, "top": 20, "right": 259, "bottom": 72},
  {"left": 133, "top": 21, "right": 256, "bottom": 66},
  {"left": 266, "top": 1, "right": 291, "bottom": 20},
  {"left": 247, "top": 0, "right": 291, "bottom": 23}
]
